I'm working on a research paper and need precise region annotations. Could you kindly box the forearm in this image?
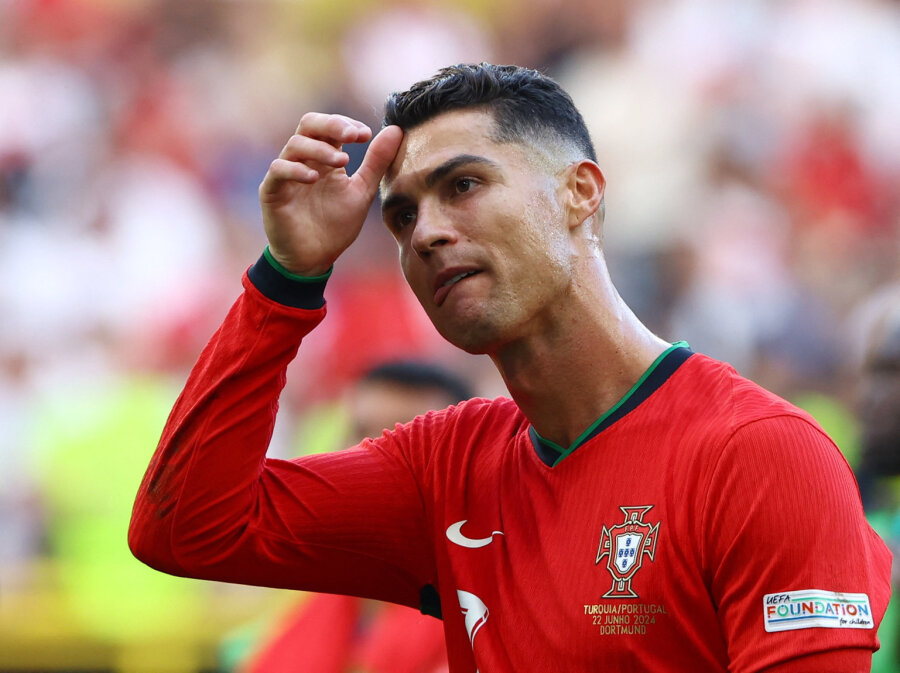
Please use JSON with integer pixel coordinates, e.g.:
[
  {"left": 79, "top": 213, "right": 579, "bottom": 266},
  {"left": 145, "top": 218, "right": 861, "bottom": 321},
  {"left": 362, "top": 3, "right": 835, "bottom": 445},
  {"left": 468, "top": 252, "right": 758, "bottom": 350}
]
[{"left": 128, "top": 258, "right": 327, "bottom": 577}]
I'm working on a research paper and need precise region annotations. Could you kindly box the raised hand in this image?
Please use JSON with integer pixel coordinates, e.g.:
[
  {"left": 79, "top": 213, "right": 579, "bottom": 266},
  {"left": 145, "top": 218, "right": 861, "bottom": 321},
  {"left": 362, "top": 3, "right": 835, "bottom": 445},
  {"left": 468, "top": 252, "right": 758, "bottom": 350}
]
[{"left": 259, "top": 113, "right": 404, "bottom": 276}]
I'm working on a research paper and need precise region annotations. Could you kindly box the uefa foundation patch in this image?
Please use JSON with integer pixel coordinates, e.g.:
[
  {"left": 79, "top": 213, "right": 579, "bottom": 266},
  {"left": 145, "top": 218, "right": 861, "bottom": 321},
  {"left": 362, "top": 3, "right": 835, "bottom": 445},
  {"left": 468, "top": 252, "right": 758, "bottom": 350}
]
[{"left": 763, "top": 590, "right": 874, "bottom": 632}]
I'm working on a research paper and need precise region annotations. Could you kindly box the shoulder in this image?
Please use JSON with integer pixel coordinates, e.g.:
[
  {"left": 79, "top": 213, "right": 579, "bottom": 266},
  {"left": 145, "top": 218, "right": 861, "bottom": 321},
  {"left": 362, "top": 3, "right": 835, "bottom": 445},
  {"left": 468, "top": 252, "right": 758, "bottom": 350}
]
[
  {"left": 444, "top": 395, "right": 523, "bottom": 427},
  {"left": 686, "top": 357, "right": 860, "bottom": 530},
  {"left": 674, "top": 353, "right": 826, "bottom": 443},
  {"left": 658, "top": 353, "right": 852, "bottom": 502},
  {"left": 380, "top": 395, "right": 525, "bottom": 465},
  {"left": 399, "top": 395, "right": 522, "bottom": 433}
]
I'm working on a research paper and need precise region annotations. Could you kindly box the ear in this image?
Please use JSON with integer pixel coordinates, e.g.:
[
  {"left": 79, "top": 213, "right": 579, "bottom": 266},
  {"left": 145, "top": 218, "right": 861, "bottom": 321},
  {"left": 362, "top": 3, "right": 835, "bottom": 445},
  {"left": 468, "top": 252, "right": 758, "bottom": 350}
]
[{"left": 565, "top": 160, "right": 606, "bottom": 230}]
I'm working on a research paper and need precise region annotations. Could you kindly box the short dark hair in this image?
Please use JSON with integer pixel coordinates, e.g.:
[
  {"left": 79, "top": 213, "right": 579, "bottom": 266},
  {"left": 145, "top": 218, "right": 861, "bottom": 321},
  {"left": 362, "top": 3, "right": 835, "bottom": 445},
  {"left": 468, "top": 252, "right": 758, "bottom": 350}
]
[
  {"left": 361, "top": 359, "right": 474, "bottom": 405},
  {"left": 383, "top": 63, "right": 596, "bottom": 162}
]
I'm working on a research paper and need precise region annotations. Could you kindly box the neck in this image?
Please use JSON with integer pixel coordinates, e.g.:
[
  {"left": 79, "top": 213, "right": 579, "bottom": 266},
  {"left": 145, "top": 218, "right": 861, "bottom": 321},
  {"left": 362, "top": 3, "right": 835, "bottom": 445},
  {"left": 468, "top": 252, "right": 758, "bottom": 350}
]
[{"left": 491, "top": 256, "right": 669, "bottom": 448}]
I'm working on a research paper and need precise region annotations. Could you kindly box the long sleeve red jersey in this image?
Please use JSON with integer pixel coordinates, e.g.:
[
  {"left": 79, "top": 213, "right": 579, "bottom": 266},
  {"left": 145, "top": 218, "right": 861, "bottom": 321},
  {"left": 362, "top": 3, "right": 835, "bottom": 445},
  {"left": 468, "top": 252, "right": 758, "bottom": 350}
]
[{"left": 130, "top": 257, "right": 892, "bottom": 672}]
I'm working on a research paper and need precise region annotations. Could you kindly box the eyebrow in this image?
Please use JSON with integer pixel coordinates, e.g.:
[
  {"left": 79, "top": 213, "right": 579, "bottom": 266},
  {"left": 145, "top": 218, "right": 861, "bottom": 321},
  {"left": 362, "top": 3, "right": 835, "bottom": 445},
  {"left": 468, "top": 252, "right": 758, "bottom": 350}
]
[{"left": 381, "top": 154, "right": 501, "bottom": 216}]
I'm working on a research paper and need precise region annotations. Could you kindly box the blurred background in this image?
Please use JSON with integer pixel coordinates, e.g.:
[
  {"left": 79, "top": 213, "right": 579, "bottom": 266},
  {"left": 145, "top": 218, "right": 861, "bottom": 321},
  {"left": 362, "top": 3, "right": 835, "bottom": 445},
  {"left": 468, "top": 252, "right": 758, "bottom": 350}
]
[{"left": 0, "top": 0, "right": 898, "bottom": 671}]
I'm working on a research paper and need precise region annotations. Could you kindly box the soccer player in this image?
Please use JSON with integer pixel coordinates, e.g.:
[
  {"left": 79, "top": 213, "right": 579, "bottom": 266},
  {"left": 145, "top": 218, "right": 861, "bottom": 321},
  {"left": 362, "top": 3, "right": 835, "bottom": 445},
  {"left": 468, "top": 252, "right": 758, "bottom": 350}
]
[{"left": 129, "top": 63, "right": 891, "bottom": 672}]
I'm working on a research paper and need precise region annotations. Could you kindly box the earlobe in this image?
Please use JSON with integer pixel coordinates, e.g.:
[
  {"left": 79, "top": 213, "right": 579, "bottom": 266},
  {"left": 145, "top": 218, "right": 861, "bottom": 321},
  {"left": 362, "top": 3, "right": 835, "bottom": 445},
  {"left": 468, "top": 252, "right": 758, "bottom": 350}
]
[{"left": 566, "top": 161, "right": 606, "bottom": 229}]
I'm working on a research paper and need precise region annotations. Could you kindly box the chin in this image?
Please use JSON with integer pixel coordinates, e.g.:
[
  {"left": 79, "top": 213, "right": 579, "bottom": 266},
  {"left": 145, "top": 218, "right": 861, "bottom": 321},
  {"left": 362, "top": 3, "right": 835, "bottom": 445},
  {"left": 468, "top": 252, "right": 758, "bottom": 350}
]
[{"left": 436, "top": 316, "right": 507, "bottom": 355}]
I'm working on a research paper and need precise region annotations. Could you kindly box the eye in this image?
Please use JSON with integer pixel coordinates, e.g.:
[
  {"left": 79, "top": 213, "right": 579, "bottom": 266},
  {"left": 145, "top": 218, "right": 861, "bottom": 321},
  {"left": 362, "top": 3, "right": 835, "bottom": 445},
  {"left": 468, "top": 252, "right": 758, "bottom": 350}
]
[
  {"left": 393, "top": 209, "right": 416, "bottom": 231},
  {"left": 454, "top": 178, "right": 473, "bottom": 194}
]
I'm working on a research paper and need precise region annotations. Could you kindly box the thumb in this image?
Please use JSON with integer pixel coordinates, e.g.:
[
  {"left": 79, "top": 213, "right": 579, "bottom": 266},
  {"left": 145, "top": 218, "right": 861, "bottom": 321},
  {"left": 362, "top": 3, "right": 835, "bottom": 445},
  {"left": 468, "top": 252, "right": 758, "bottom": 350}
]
[{"left": 354, "top": 125, "right": 404, "bottom": 197}]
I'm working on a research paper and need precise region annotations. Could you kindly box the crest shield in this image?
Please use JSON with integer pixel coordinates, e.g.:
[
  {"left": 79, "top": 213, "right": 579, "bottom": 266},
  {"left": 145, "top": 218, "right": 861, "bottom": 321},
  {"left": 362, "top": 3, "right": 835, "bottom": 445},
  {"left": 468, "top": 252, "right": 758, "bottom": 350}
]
[
  {"left": 596, "top": 506, "right": 660, "bottom": 598},
  {"left": 614, "top": 532, "right": 644, "bottom": 574}
]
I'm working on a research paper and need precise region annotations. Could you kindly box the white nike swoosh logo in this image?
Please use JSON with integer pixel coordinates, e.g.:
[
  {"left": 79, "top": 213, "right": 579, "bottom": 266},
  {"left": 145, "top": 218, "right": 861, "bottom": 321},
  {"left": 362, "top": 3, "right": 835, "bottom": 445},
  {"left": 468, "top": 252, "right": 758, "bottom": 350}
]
[{"left": 446, "top": 520, "right": 504, "bottom": 549}]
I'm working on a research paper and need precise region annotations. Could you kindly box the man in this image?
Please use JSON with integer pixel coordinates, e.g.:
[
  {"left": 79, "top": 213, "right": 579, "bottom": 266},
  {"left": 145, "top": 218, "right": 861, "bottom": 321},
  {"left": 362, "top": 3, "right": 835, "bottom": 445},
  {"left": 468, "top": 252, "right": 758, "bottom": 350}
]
[
  {"left": 130, "top": 63, "right": 891, "bottom": 672},
  {"left": 857, "top": 290, "right": 900, "bottom": 506},
  {"left": 856, "top": 289, "right": 900, "bottom": 673}
]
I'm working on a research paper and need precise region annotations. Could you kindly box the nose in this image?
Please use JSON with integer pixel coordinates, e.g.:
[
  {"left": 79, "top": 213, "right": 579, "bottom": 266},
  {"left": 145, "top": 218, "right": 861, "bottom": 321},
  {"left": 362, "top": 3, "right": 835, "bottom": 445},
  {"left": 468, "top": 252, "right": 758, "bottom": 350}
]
[{"left": 411, "top": 202, "right": 458, "bottom": 258}]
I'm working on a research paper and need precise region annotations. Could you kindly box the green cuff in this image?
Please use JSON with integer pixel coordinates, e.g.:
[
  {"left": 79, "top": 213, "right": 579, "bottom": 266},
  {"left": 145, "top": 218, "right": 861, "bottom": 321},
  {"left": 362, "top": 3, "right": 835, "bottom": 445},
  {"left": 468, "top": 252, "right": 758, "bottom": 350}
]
[
  {"left": 247, "top": 248, "right": 332, "bottom": 309},
  {"left": 263, "top": 247, "right": 333, "bottom": 282}
]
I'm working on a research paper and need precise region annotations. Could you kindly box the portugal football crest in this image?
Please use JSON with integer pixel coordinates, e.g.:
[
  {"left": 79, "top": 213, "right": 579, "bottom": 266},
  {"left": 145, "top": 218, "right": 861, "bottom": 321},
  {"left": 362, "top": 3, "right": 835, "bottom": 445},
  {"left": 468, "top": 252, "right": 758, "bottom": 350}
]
[{"left": 596, "top": 505, "right": 660, "bottom": 598}]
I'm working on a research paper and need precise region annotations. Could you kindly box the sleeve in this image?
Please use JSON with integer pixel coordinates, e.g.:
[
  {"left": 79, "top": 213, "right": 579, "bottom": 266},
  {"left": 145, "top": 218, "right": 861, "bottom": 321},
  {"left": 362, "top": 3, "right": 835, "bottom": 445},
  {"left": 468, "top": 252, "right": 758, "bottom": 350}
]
[
  {"left": 702, "top": 414, "right": 893, "bottom": 673},
  {"left": 128, "top": 262, "right": 435, "bottom": 611}
]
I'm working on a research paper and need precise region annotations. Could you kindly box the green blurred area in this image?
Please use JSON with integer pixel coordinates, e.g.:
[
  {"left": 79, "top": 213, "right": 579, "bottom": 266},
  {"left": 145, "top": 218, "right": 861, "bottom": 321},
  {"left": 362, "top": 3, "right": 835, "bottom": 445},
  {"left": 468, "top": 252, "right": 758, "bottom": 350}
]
[
  {"left": 33, "top": 376, "right": 201, "bottom": 640},
  {"left": 0, "top": 375, "right": 288, "bottom": 672}
]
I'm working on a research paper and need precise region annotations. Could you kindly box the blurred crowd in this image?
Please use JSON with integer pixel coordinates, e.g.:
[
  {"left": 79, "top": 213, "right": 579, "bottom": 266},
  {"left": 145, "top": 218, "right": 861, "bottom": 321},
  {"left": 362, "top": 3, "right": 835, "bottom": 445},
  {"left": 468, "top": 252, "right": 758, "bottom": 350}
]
[{"left": 0, "top": 0, "right": 898, "bottom": 671}]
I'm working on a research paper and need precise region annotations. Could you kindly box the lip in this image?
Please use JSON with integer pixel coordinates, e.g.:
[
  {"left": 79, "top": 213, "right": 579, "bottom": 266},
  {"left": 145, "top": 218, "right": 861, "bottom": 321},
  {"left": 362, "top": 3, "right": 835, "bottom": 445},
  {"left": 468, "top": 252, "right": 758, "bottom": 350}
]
[{"left": 433, "top": 267, "right": 482, "bottom": 306}]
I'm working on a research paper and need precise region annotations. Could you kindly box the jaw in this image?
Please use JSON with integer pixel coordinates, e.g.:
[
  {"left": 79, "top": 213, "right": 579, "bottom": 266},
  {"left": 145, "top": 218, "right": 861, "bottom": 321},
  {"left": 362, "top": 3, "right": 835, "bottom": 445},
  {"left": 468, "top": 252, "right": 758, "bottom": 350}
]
[
  {"left": 408, "top": 261, "right": 574, "bottom": 357},
  {"left": 438, "top": 318, "right": 509, "bottom": 355},
  {"left": 426, "top": 287, "right": 544, "bottom": 357},
  {"left": 423, "top": 295, "right": 504, "bottom": 355},
  {"left": 403, "top": 264, "right": 504, "bottom": 354}
]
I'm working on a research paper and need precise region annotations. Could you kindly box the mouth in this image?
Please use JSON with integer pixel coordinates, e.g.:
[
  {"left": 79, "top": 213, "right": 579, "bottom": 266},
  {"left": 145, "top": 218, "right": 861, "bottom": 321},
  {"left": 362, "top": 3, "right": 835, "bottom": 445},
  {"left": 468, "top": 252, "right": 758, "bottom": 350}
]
[{"left": 433, "top": 268, "right": 482, "bottom": 306}]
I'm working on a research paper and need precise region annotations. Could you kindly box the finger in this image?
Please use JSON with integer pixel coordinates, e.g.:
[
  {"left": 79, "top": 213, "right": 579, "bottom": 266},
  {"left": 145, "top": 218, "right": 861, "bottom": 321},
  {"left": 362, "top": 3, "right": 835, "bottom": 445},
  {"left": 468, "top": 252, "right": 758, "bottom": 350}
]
[
  {"left": 353, "top": 125, "right": 404, "bottom": 197},
  {"left": 259, "top": 158, "right": 320, "bottom": 197},
  {"left": 296, "top": 113, "right": 372, "bottom": 148},
  {"left": 295, "top": 112, "right": 367, "bottom": 135},
  {"left": 333, "top": 114, "right": 372, "bottom": 133},
  {"left": 279, "top": 134, "right": 350, "bottom": 168}
]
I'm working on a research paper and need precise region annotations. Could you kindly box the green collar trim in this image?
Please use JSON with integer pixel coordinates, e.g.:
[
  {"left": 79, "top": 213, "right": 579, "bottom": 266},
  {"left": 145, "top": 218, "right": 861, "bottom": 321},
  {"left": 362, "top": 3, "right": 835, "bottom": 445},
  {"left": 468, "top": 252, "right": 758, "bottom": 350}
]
[{"left": 531, "top": 341, "right": 691, "bottom": 466}]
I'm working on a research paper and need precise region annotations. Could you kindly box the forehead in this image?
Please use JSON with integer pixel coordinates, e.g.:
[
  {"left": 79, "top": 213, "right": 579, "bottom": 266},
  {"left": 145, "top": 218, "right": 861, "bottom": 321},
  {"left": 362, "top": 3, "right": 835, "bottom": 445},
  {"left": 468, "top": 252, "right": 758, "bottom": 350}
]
[{"left": 383, "top": 109, "right": 528, "bottom": 187}]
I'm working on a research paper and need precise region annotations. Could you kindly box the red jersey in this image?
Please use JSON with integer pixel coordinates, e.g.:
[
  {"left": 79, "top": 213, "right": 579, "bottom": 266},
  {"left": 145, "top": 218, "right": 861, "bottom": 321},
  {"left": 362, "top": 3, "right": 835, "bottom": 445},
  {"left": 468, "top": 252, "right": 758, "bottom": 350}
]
[{"left": 130, "top": 257, "right": 892, "bottom": 672}]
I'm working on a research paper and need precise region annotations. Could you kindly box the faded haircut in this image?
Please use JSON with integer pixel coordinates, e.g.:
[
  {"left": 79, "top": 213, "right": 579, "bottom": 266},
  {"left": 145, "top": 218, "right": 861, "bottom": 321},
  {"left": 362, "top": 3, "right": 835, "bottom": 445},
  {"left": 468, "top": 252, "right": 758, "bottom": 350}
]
[{"left": 383, "top": 63, "right": 597, "bottom": 163}]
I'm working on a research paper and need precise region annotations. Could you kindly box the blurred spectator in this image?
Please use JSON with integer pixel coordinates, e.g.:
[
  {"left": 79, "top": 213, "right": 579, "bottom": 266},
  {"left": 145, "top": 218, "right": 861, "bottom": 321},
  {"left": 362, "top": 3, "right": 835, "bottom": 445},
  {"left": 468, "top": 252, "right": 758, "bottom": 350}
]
[
  {"left": 852, "top": 285, "right": 900, "bottom": 672},
  {"left": 854, "top": 284, "right": 900, "bottom": 505}
]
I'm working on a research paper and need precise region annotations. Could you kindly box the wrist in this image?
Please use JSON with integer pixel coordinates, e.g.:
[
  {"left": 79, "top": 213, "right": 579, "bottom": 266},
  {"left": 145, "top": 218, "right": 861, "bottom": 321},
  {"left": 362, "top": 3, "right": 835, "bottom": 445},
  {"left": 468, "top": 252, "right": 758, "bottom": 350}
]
[
  {"left": 264, "top": 247, "right": 332, "bottom": 279},
  {"left": 247, "top": 248, "right": 332, "bottom": 309}
]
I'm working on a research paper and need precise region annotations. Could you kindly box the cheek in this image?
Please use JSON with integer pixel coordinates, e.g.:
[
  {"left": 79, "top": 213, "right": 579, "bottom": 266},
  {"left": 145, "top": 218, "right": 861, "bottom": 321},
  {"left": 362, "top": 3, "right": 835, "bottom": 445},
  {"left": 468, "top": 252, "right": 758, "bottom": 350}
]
[
  {"left": 515, "top": 193, "right": 570, "bottom": 265},
  {"left": 399, "top": 251, "right": 431, "bottom": 303}
]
